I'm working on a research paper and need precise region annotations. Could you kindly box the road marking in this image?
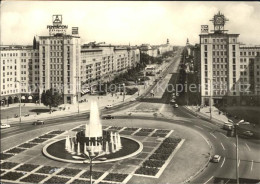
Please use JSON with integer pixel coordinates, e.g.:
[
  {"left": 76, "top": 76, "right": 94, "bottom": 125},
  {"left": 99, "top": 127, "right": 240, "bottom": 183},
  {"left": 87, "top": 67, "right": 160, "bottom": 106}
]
[
  {"left": 245, "top": 143, "right": 251, "bottom": 151},
  {"left": 221, "top": 157, "right": 225, "bottom": 168},
  {"left": 197, "top": 132, "right": 211, "bottom": 147},
  {"left": 204, "top": 176, "right": 214, "bottom": 184},
  {"left": 201, "top": 124, "right": 212, "bottom": 129},
  {"left": 224, "top": 179, "right": 230, "bottom": 184},
  {"left": 238, "top": 159, "right": 240, "bottom": 167},
  {"left": 250, "top": 160, "right": 254, "bottom": 171},
  {"left": 194, "top": 125, "right": 204, "bottom": 130},
  {"left": 220, "top": 132, "right": 228, "bottom": 138},
  {"left": 210, "top": 132, "right": 217, "bottom": 139},
  {"left": 221, "top": 142, "right": 225, "bottom": 150}
]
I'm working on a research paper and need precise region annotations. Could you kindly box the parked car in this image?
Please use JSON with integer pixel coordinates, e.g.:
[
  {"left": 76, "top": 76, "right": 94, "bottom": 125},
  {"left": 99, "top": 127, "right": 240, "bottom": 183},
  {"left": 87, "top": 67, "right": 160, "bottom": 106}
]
[
  {"left": 102, "top": 115, "right": 115, "bottom": 119},
  {"left": 24, "top": 114, "right": 30, "bottom": 117},
  {"left": 174, "top": 104, "right": 178, "bottom": 108},
  {"left": 243, "top": 131, "right": 253, "bottom": 136},
  {"left": 0, "top": 123, "right": 11, "bottom": 129},
  {"left": 223, "top": 122, "right": 234, "bottom": 130},
  {"left": 130, "top": 98, "right": 136, "bottom": 102},
  {"left": 211, "top": 155, "right": 221, "bottom": 163},
  {"left": 105, "top": 105, "right": 113, "bottom": 109},
  {"left": 32, "top": 120, "right": 45, "bottom": 125}
]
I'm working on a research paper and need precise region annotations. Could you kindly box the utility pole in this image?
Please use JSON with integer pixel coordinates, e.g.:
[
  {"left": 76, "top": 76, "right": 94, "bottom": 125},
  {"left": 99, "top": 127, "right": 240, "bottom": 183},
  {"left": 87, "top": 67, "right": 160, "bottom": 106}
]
[{"left": 15, "top": 80, "right": 22, "bottom": 123}]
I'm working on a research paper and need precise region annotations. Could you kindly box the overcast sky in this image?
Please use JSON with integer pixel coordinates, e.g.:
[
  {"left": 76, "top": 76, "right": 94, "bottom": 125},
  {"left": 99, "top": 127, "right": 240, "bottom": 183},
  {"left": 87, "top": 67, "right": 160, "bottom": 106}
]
[{"left": 1, "top": 1, "right": 260, "bottom": 46}]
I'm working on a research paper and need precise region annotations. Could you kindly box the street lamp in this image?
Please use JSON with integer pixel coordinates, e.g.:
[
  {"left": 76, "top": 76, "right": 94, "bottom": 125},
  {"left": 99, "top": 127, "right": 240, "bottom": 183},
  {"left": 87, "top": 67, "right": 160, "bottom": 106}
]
[
  {"left": 122, "top": 83, "right": 125, "bottom": 102},
  {"left": 205, "top": 77, "right": 215, "bottom": 120},
  {"left": 15, "top": 80, "right": 22, "bottom": 123},
  {"left": 75, "top": 76, "right": 80, "bottom": 114},
  {"left": 234, "top": 119, "right": 248, "bottom": 184},
  {"left": 138, "top": 78, "right": 140, "bottom": 96}
]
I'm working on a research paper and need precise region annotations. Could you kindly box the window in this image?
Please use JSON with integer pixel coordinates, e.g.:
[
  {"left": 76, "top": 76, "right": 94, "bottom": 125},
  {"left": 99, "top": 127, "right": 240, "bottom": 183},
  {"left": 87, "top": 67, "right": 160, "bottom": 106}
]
[
  {"left": 233, "top": 58, "right": 236, "bottom": 64},
  {"left": 204, "top": 45, "right": 207, "bottom": 51},
  {"left": 232, "top": 45, "right": 235, "bottom": 51},
  {"left": 205, "top": 58, "right": 207, "bottom": 64},
  {"left": 233, "top": 52, "right": 236, "bottom": 57}
]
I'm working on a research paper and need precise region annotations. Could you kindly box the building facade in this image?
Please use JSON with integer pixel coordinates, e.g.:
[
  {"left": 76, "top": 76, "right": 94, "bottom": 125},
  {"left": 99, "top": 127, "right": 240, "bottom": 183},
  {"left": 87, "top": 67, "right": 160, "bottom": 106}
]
[{"left": 199, "top": 12, "right": 260, "bottom": 106}]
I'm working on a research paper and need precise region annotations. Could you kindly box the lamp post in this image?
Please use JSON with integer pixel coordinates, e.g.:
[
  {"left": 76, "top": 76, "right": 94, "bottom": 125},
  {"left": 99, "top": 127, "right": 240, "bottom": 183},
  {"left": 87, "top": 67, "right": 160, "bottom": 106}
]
[
  {"left": 15, "top": 80, "right": 22, "bottom": 123},
  {"left": 206, "top": 77, "right": 215, "bottom": 120},
  {"left": 138, "top": 78, "right": 140, "bottom": 96},
  {"left": 234, "top": 119, "right": 248, "bottom": 184},
  {"left": 122, "top": 83, "right": 125, "bottom": 102},
  {"left": 75, "top": 76, "right": 80, "bottom": 114}
]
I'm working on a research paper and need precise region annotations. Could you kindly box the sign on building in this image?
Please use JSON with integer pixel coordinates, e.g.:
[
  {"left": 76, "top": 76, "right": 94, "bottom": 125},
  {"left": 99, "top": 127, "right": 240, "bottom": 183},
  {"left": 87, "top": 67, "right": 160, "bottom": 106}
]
[
  {"left": 201, "top": 25, "right": 209, "bottom": 34},
  {"left": 72, "top": 27, "right": 79, "bottom": 35},
  {"left": 47, "top": 15, "right": 68, "bottom": 36}
]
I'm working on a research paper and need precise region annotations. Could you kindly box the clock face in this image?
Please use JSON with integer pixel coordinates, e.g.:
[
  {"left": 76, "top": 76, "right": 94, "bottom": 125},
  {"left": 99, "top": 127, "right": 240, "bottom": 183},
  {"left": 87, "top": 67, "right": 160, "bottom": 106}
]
[{"left": 215, "top": 16, "right": 224, "bottom": 25}]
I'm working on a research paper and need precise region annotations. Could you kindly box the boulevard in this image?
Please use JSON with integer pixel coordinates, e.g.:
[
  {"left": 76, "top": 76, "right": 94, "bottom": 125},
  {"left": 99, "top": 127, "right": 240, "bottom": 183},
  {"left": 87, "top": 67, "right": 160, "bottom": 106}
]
[{"left": 1, "top": 49, "right": 259, "bottom": 184}]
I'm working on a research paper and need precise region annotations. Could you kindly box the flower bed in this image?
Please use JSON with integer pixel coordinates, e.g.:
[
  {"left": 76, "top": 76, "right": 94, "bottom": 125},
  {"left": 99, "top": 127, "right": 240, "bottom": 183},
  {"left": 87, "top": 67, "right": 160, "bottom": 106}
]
[
  {"left": 15, "top": 164, "right": 39, "bottom": 172},
  {"left": 154, "top": 147, "right": 174, "bottom": 155},
  {"left": 123, "top": 127, "right": 139, "bottom": 131},
  {"left": 135, "top": 166, "right": 159, "bottom": 176},
  {"left": 142, "top": 160, "right": 165, "bottom": 168},
  {"left": 35, "top": 166, "right": 61, "bottom": 174},
  {"left": 29, "top": 138, "right": 47, "bottom": 144},
  {"left": 57, "top": 168, "right": 81, "bottom": 177},
  {"left": 1, "top": 171, "right": 24, "bottom": 180},
  {"left": 80, "top": 170, "right": 103, "bottom": 180},
  {"left": 71, "top": 179, "right": 91, "bottom": 184},
  {"left": 45, "top": 176, "right": 70, "bottom": 184},
  {"left": 140, "top": 128, "right": 154, "bottom": 132},
  {"left": 164, "top": 137, "right": 181, "bottom": 144},
  {"left": 38, "top": 134, "right": 57, "bottom": 139},
  {"left": 1, "top": 170, "right": 6, "bottom": 174},
  {"left": 0, "top": 153, "right": 14, "bottom": 160},
  {"left": 18, "top": 143, "right": 38, "bottom": 149},
  {"left": 20, "top": 174, "right": 47, "bottom": 183},
  {"left": 134, "top": 131, "right": 150, "bottom": 136},
  {"left": 151, "top": 133, "right": 168, "bottom": 137},
  {"left": 5, "top": 147, "right": 26, "bottom": 154},
  {"left": 48, "top": 130, "right": 65, "bottom": 134},
  {"left": 155, "top": 129, "right": 171, "bottom": 134},
  {"left": 119, "top": 131, "right": 134, "bottom": 135},
  {"left": 149, "top": 153, "right": 170, "bottom": 161},
  {"left": 1, "top": 162, "right": 19, "bottom": 170},
  {"left": 103, "top": 173, "right": 128, "bottom": 182}
]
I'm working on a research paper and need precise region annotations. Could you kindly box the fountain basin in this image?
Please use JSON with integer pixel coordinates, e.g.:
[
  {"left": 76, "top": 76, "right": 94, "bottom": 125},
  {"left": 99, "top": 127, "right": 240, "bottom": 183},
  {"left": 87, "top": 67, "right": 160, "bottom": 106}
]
[{"left": 42, "top": 136, "right": 143, "bottom": 163}]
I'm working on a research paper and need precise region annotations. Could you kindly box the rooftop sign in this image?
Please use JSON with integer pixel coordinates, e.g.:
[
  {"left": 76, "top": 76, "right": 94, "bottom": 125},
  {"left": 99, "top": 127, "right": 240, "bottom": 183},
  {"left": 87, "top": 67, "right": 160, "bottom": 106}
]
[{"left": 47, "top": 15, "right": 68, "bottom": 36}]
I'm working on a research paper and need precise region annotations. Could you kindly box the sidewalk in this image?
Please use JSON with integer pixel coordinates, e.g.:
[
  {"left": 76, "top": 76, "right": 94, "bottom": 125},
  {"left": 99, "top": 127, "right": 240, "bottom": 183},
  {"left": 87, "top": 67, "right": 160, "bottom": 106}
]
[
  {"left": 185, "top": 105, "right": 228, "bottom": 126},
  {"left": 0, "top": 85, "right": 150, "bottom": 125}
]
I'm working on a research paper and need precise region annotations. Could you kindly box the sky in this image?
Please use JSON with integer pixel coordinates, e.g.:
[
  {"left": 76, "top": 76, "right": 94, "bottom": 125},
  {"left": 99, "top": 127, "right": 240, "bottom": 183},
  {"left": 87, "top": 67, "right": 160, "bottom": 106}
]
[{"left": 1, "top": 1, "right": 260, "bottom": 46}]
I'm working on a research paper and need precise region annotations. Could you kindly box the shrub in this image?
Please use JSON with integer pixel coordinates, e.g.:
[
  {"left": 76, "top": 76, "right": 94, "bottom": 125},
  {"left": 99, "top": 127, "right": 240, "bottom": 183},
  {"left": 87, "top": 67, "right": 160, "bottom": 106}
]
[
  {"left": 164, "top": 137, "right": 181, "bottom": 144},
  {"left": 155, "top": 129, "right": 171, "bottom": 134},
  {"left": 135, "top": 166, "right": 159, "bottom": 176},
  {"left": 124, "top": 127, "right": 139, "bottom": 131},
  {"left": 1, "top": 171, "right": 24, "bottom": 180},
  {"left": 140, "top": 128, "right": 154, "bottom": 132},
  {"left": 80, "top": 170, "right": 103, "bottom": 180},
  {"left": 39, "top": 134, "right": 57, "bottom": 139},
  {"left": 18, "top": 143, "right": 38, "bottom": 149},
  {"left": 104, "top": 173, "right": 128, "bottom": 182},
  {"left": 45, "top": 176, "right": 70, "bottom": 184},
  {"left": 5, "top": 147, "right": 26, "bottom": 154},
  {"left": 35, "top": 166, "right": 60, "bottom": 174},
  {"left": 15, "top": 164, "right": 39, "bottom": 172},
  {"left": 142, "top": 160, "right": 165, "bottom": 168},
  {"left": 20, "top": 174, "right": 47, "bottom": 183},
  {"left": 71, "top": 179, "right": 91, "bottom": 184},
  {"left": 29, "top": 138, "right": 47, "bottom": 143},
  {"left": 126, "top": 87, "right": 138, "bottom": 95},
  {"left": 149, "top": 154, "right": 169, "bottom": 161},
  {"left": 57, "top": 168, "right": 81, "bottom": 177},
  {"left": 1, "top": 162, "right": 19, "bottom": 169},
  {"left": 151, "top": 133, "right": 168, "bottom": 138},
  {"left": 155, "top": 147, "right": 174, "bottom": 155}
]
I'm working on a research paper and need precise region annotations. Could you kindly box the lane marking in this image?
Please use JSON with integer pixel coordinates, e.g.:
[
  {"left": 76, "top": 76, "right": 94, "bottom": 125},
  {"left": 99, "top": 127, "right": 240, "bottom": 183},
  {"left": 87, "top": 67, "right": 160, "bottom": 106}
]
[
  {"left": 201, "top": 124, "right": 212, "bottom": 129},
  {"left": 221, "top": 157, "right": 225, "bottom": 168},
  {"left": 221, "top": 142, "right": 226, "bottom": 150},
  {"left": 197, "top": 131, "right": 211, "bottom": 147},
  {"left": 251, "top": 160, "right": 253, "bottom": 171},
  {"left": 238, "top": 159, "right": 240, "bottom": 167},
  {"left": 194, "top": 125, "right": 204, "bottom": 130},
  {"left": 245, "top": 143, "right": 251, "bottom": 151},
  {"left": 220, "top": 132, "right": 228, "bottom": 138},
  {"left": 210, "top": 132, "right": 217, "bottom": 139},
  {"left": 204, "top": 176, "right": 214, "bottom": 184},
  {"left": 224, "top": 179, "right": 230, "bottom": 184}
]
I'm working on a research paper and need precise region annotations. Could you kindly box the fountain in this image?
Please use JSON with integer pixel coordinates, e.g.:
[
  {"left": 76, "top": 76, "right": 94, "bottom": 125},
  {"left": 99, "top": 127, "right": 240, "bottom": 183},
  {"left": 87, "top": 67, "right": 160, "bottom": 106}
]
[{"left": 42, "top": 101, "right": 143, "bottom": 164}]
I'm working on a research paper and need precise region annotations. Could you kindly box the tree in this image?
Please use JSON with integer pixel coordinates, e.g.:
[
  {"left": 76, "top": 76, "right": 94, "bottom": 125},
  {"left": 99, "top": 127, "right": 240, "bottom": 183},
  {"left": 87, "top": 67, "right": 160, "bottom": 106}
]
[{"left": 41, "top": 88, "right": 63, "bottom": 111}]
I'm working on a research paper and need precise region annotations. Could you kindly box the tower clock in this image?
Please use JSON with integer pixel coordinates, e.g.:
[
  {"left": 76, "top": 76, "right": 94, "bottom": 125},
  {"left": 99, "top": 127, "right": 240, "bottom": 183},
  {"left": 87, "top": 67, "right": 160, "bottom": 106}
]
[{"left": 210, "top": 11, "right": 228, "bottom": 33}]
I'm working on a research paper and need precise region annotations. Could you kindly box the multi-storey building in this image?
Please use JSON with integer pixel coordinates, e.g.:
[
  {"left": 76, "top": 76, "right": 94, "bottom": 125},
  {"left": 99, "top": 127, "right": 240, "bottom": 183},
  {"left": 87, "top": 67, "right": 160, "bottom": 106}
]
[
  {"left": 199, "top": 12, "right": 260, "bottom": 106},
  {"left": 0, "top": 46, "right": 39, "bottom": 105}
]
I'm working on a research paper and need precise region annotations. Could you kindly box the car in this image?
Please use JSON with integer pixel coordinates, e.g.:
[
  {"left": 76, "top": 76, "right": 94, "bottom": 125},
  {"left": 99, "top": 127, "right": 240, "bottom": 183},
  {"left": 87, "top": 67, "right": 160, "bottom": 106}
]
[
  {"left": 102, "top": 115, "right": 115, "bottom": 119},
  {"left": 130, "top": 98, "right": 136, "bottom": 102},
  {"left": 212, "top": 155, "right": 221, "bottom": 163},
  {"left": 24, "top": 114, "right": 30, "bottom": 117},
  {"left": 223, "top": 122, "right": 233, "bottom": 130},
  {"left": 174, "top": 104, "right": 178, "bottom": 108},
  {"left": 105, "top": 105, "right": 113, "bottom": 109},
  {"left": 0, "top": 123, "right": 11, "bottom": 129},
  {"left": 243, "top": 131, "right": 253, "bottom": 136},
  {"left": 32, "top": 120, "right": 44, "bottom": 125}
]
